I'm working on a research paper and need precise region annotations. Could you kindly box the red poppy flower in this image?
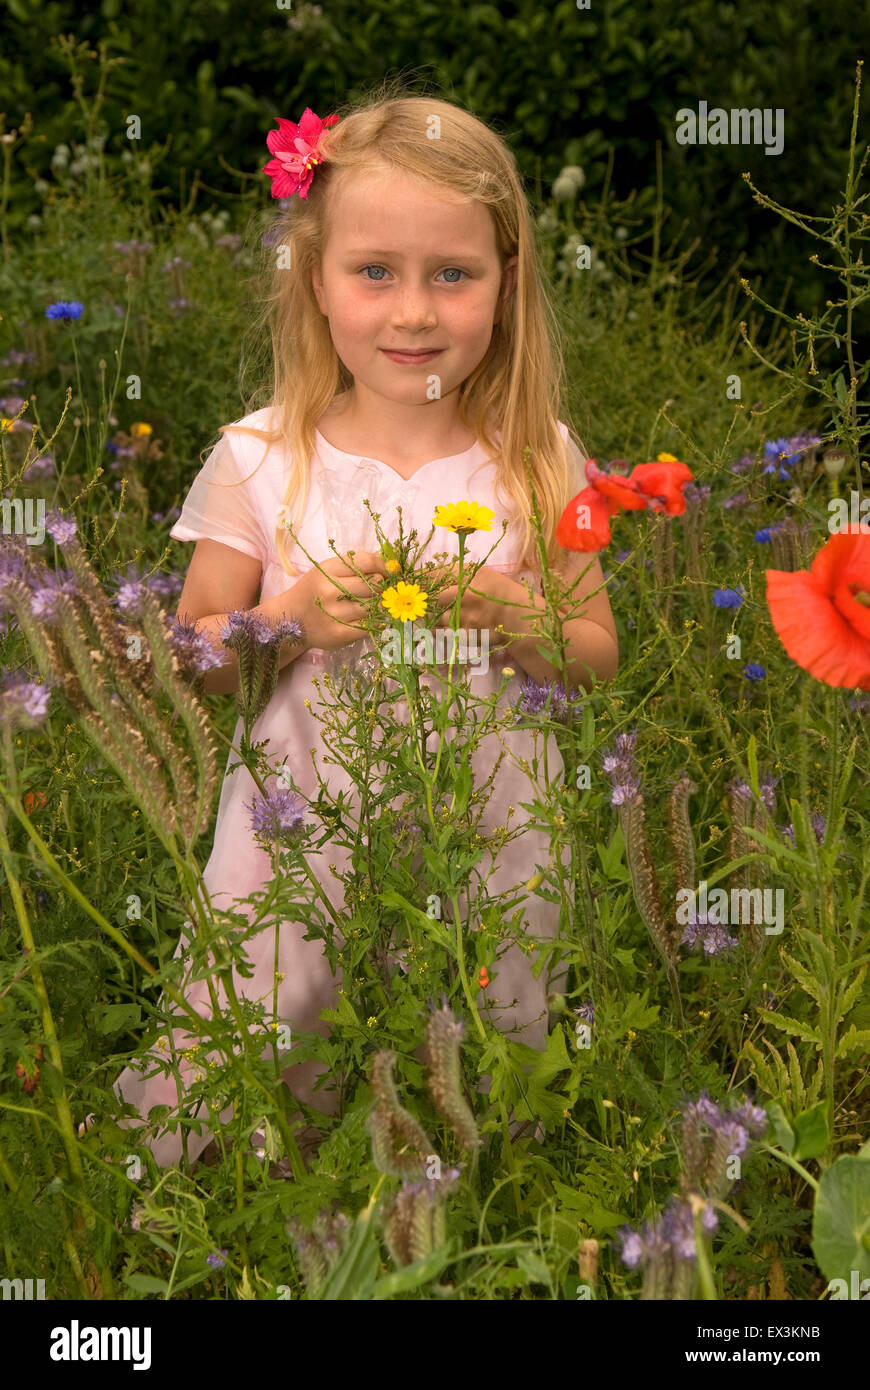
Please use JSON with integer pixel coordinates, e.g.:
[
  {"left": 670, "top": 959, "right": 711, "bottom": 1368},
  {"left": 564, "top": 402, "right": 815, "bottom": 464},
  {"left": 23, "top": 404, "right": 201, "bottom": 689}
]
[
  {"left": 477, "top": 966, "right": 491, "bottom": 990},
  {"left": 22, "top": 790, "right": 47, "bottom": 814},
  {"left": 629, "top": 460, "right": 695, "bottom": 514},
  {"left": 766, "top": 528, "right": 870, "bottom": 689},
  {"left": 555, "top": 485, "right": 617, "bottom": 551},
  {"left": 556, "top": 455, "right": 695, "bottom": 552},
  {"left": 586, "top": 459, "right": 648, "bottom": 511}
]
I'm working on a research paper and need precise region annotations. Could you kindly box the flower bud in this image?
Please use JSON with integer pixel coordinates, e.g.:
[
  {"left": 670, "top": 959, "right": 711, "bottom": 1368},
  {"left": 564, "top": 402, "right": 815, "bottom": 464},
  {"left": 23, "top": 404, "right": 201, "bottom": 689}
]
[{"left": 823, "top": 449, "right": 847, "bottom": 477}]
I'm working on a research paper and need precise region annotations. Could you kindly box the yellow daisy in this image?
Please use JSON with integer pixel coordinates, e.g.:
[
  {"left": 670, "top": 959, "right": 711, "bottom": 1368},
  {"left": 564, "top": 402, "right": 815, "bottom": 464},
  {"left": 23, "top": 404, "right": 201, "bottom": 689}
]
[
  {"left": 381, "top": 581, "right": 428, "bottom": 622},
  {"left": 432, "top": 500, "right": 495, "bottom": 534},
  {"left": 385, "top": 558, "right": 401, "bottom": 574}
]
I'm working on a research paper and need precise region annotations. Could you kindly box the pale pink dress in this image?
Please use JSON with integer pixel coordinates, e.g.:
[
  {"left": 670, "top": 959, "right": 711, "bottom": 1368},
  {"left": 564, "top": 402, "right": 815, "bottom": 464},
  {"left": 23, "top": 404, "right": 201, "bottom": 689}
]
[{"left": 114, "top": 407, "right": 585, "bottom": 1166}]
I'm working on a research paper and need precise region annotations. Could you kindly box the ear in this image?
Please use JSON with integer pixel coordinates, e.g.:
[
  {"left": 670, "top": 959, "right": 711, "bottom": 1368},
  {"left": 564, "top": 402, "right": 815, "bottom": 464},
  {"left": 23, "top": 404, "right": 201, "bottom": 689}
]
[{"left": 494, "top": 255, "right": 518, "bottom": 324}]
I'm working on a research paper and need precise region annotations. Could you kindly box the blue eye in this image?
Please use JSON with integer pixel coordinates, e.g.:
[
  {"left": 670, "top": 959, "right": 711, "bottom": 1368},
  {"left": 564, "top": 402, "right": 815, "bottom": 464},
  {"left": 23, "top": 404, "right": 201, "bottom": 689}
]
[{"left": 359, "top": 265, "right": 468, "bottom": 283}]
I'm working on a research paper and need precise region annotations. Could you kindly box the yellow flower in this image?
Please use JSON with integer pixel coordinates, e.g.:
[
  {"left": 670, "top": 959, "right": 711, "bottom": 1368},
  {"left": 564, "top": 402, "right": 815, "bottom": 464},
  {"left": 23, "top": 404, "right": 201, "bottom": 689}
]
[
  {"left": 656, "top": 451, "right": 680, "bottom": 463},
  {"left": 432, "top": 500, "right": 495, "bottom": 534},
  {"left": 0, "top": 418, "right": 14, "bottom": 433},
  {"left": 381, "top": 580, "right": 428, "bottom": 622},
  {"left": 385, "top": 558, "right": 401, "bottom": 574},
  {"left": 130, "top": 421, "right": 152, "bottom": 437},
  {"left": 366, "top": 1015, "right": 378, "bottom": 1028}
]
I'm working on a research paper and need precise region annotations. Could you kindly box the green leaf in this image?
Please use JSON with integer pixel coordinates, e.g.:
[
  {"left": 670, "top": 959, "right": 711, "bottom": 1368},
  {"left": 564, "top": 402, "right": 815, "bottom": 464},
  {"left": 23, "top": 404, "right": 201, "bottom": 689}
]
[
  {"left": 124, "top": 1274, "right": 170, "bottom": 1295},
  {"left": 758, "top": 1009, "right": 822, "bottom": 1047},
  {"left": 551, "top": 1182, "right": 624, "bottom": 1230},
  {"left": 792, "top": 1101, "right": 829, "bottom": 1162},
  {"left": 746, "top": 734, "right": 759, "bottom": 799},
  {"left": 453, "top": 758, "right": 472, "bottom": 816},
  {"left": 517, "top": 1249, "right": 553, "bottom": 1288},
  {"left": 379, "top": 888, "right": 454, "bottom": 953},
  {"left": 597, "top": 823, "right": 628, "bottom": 878},
  {"left": 528, "top": 1022, "right": 572, "bottom": 1084},
  {"left": 319, "top": 994, "right": 362, "bottom": 1030},
  {"left": 836, "top": 1027, "right": 870, "bottom": 1059},
  {"left": 371, "top": 1244, "right": 453, "bottom": 1298},
  {"left": 95, "top": 1003, "right": 142, "bottom": 1034},
  {"left": 838, "top": 966, "right": 868, "bottom": 1023},
  {"left": 767, "top": 1101, "right": 795, "bottom": 1154},
  {"left": 780, "top": 951, "right": 824, "bottom": 1006},
  {"left": 811, "top": 1156, "right": 870, "bottom": 1282},
  {"left": 315, "top": 1206, "right": 380, "bottom": 1300},
  {"left": 580, "top": 701, "right": 596, "bottom": 756}
]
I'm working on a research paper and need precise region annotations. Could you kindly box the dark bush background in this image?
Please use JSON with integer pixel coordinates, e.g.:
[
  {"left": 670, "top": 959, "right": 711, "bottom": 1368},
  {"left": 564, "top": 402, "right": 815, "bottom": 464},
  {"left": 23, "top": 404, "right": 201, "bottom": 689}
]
[{"left": 2, "top": 0, "right": 869, "bottom": 321}]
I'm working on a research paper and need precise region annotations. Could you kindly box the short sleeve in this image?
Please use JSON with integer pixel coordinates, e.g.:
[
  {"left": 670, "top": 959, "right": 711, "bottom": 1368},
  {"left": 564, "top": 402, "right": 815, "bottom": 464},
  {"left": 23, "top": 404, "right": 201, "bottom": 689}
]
[
  {"left": 557, "top": 418, "right": 590, "bottom": 491},
  {"left": 169, "top": 431, "right": 266, "bottom": 563}
]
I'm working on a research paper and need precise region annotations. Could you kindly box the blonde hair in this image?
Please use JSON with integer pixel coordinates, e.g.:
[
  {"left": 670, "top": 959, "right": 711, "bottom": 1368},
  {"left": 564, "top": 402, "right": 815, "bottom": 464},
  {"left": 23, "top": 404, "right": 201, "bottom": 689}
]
[{"left": 216, "top": 80, "right": 585, "bottom": 580}]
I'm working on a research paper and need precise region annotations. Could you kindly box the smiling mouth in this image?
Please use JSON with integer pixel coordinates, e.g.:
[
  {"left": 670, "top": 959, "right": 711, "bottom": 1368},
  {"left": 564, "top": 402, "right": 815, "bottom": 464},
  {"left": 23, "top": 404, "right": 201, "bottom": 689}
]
[{"left": 380, "top": 347, "right": 445, "bottom": 355}]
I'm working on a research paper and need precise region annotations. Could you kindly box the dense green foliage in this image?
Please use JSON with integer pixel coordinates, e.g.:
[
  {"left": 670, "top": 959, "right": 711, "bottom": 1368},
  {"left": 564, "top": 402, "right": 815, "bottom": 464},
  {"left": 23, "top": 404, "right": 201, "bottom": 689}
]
[{"left": 2, "top": 1, "right": 869, "bottom": 328}]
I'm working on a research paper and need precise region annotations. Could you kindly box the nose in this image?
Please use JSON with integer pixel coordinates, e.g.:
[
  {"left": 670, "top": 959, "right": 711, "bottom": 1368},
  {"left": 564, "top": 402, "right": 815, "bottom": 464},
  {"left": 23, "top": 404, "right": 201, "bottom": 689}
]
[{"left": 390, "top": 279, "right": 438, "bottom": 332}]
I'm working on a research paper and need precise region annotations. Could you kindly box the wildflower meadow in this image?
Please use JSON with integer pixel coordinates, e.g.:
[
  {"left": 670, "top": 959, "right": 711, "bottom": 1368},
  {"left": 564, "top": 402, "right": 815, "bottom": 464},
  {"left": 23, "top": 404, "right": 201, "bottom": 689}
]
[{"left": 0, "top": 40, "right": 868, "bottom": 1334}]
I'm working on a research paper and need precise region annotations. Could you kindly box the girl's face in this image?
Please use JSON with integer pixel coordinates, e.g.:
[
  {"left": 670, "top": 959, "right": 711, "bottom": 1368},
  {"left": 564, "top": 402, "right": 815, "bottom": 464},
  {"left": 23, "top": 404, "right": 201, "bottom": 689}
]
[{"left": 311, "top": 166, "right": 517, "bottom": 404}]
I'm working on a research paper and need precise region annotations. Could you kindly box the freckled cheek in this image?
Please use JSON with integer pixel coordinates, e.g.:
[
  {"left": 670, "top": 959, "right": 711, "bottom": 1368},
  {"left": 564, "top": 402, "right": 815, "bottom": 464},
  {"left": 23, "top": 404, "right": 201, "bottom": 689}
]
[{"left": 444, "top": 295, "right": 500, "bottom": 348}]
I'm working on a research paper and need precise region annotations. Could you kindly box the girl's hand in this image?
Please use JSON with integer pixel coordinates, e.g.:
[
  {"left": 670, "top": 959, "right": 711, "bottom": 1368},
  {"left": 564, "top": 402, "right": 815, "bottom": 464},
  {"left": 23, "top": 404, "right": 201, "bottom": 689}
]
[
  {"left": 429, "top": 563, "right": 513, "bottom": 637},
  {"left": 289, "top": 551, "right": 388, "bottom": 652}
]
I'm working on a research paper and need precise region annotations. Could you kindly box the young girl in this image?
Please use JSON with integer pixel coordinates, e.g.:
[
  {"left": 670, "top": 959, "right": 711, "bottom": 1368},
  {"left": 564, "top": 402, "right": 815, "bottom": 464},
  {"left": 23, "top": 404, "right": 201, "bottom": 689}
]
[{"left": 114, "top": 93, "right": 618, "bottom": 1168}]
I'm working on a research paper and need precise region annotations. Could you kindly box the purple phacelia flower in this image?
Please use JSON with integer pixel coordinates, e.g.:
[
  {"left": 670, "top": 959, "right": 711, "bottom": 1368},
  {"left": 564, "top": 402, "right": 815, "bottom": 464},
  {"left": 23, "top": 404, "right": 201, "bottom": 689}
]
[
  {"left": 246, "top": 785, "right": 307, "bottom": 849},
  {"left": 681, "top": 913, "right": 738, "bottom": 956},
  {"left": 44, "top": 508, "right": 77, "bottom": 545},
  {"left": 166, "top": 615, "right": 226, "bottom": 677},
  {"left": 515, "top": 676, "right": 582, "bottom": 724},
  {"left": 29, "top": 568, "right": 79, "bottom": 619},
  {"left": 0, "top": 670, "right": 51, "bottom": 730}
]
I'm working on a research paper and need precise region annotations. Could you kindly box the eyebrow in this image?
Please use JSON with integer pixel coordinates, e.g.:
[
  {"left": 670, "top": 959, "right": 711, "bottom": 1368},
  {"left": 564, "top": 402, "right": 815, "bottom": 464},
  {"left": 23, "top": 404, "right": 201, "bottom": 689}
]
[{"left": 343, "top": 249, "right": 489, "bottom": 267}]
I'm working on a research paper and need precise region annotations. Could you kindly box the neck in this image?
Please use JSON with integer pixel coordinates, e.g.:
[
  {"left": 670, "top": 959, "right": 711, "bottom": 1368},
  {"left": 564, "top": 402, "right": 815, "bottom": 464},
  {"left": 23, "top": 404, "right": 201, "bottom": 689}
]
[{"left": 322, "top": 386, "right": 476, "bottom": 462}]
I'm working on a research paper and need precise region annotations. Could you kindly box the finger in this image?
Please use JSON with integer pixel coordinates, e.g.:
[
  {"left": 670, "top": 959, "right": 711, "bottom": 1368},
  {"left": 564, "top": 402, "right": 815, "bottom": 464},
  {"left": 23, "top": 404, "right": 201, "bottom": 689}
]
[{"left": 333, "top": 550, "right": 388, "bottom": 575}]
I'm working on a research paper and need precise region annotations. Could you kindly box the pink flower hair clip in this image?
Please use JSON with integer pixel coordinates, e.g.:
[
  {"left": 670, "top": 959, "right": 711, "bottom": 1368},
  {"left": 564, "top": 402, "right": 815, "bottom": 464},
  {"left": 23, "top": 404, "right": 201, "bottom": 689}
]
[{"left": 263, "top": 107, "right": 340, "bottom": 200}]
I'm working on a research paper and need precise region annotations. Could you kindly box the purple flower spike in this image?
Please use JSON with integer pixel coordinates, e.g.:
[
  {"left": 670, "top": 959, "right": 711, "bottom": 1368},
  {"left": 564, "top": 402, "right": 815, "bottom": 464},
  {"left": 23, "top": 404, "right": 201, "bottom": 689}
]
[
  {"left": 246, "top": 785, "right": 307, "bottom": 849},
  {"left": 515, "top": 676, "right": 583, "bottom": 725},
  {"left": 166, "top": 615, "right": 226, "bottom": 678},
  {"left": 0, "top": 670, "right": 52, "bottom": 730},
  {"left": 29, "top": 568, "right": 79, "bottom": 619}
]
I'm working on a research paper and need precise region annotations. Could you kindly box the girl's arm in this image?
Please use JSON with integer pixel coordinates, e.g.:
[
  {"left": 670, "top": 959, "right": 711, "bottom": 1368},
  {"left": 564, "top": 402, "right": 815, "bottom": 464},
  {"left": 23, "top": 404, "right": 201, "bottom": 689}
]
[
  {"left": 495, "top": 550, "right": 619, "bottom": 691},
  {"left": 176, "top": 538, "right": 311, "bottom": 695}
]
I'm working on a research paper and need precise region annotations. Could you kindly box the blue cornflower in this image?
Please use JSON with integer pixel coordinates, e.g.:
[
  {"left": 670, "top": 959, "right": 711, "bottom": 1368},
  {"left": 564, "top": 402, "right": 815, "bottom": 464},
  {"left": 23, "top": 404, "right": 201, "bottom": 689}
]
[
  {"left": 712, "top": 587, "right": 744, "bottom": 609},
  {"left": 755, "top": 528, "right": 773, "bottom": 543},
  {"left": 45, "top": 301, "right": 84, "bottom": 321},
  {"left": 743, "top": 663, "right": 766, "bottom": 682}
]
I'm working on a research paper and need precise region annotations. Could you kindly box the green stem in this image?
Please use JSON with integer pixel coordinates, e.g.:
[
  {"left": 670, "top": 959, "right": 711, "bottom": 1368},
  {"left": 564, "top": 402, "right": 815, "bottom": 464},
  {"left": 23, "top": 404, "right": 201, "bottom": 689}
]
[{"left": 759, "top": 1143, "right": 820, "bottom": 1193}]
